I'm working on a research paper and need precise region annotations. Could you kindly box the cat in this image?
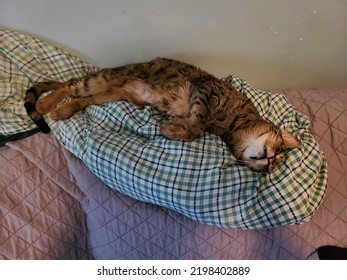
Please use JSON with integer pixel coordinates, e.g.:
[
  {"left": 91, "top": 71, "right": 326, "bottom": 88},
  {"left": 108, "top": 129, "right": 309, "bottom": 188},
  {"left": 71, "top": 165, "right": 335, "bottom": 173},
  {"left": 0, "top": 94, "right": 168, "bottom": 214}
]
[{"left": 24, "top": 57, "right": 300, "bottom": 171}]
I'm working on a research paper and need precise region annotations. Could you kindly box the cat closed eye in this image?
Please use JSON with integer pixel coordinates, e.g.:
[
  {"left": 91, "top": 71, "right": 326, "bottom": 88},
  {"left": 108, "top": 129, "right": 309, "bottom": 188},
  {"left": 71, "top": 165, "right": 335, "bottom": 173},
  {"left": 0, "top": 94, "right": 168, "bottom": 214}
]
[{"left": 250, "top": 156, "right": 265, "bottom": 161}]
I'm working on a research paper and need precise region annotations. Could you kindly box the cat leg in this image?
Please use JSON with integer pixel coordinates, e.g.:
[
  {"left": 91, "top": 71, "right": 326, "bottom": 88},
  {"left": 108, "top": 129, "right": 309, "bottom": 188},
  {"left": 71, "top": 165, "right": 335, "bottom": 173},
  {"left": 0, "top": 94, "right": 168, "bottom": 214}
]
[
  {"left": 160, "top": 120, "right": 196, "bottom": 141},
  {"left": 36, "top": 86, "right": 73, "bottom": 115},
  {"left": 160, "top": 115, "right": 205, "bottom": 142},
  {"left": 36, "top": 74, "right": 114, "bottom": 115},
  {"left": 160, "top": 92, "right": 210, "bottom": 142},
  {"left": 50, "top": 87, "right": 146, "bottom": 120},
  {"left": 50, "top": 98, "right": 92, "bottom": 120}
]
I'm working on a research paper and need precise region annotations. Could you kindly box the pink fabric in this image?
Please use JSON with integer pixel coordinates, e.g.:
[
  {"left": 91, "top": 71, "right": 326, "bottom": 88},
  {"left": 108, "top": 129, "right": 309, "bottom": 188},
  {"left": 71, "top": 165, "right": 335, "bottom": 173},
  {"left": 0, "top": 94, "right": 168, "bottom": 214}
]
[{"left": 0, "top": 134, "right": 89, "bottom": 259}]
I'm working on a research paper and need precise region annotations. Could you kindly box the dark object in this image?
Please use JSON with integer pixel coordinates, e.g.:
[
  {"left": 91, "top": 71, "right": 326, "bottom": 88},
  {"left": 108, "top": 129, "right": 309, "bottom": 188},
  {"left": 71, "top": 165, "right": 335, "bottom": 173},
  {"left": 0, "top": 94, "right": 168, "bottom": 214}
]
[{"left": 317, "top": 246, "right": 347, "bottom": 260}]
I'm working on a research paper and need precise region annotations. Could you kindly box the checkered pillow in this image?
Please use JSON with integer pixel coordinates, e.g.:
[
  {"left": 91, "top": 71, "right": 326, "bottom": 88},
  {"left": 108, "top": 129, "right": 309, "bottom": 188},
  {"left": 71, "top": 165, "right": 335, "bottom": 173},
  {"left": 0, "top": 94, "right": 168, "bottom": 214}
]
[{"left": 50, "top": 74, "right": 327, "bottom": 228}]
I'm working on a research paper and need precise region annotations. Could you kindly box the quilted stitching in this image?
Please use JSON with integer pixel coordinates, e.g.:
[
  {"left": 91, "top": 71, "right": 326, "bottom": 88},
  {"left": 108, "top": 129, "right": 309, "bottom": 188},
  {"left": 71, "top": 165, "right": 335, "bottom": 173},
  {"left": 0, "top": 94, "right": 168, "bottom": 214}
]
[{"left": 0, "top": 134, "right": 90, "bottom": 259}]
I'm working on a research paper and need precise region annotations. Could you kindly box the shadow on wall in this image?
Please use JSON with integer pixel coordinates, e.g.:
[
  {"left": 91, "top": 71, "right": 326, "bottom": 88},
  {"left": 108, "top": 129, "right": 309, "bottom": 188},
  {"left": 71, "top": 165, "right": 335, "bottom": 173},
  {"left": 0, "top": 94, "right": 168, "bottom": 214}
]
[{"left": 171, "top": 53, "right": 344, "bottom": 91}]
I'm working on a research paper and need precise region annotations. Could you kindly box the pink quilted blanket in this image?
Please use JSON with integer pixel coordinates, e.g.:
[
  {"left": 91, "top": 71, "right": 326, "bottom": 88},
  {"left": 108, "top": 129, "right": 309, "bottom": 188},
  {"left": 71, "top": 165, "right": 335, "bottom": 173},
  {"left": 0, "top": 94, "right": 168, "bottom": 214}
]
[
  {"left": 0, "top": 134, "right": 89, "bottom": 259},
  {"left": 1, "top": 88, "right": 346, "bottom": 259}
]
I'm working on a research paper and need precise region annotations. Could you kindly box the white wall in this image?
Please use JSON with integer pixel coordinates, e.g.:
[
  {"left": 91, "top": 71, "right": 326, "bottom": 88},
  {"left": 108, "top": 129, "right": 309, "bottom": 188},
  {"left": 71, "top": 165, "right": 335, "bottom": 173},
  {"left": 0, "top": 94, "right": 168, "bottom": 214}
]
[{"left": 1, "top": 0, "right": 346, "bottom": 90}]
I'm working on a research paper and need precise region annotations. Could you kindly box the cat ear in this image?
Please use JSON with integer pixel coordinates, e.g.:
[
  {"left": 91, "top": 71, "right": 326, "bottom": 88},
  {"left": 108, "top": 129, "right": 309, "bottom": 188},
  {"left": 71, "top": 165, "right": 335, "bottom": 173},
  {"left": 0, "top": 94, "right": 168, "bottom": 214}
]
[{"left": 281, "top": 130, "right": 301, "bottom": 149}]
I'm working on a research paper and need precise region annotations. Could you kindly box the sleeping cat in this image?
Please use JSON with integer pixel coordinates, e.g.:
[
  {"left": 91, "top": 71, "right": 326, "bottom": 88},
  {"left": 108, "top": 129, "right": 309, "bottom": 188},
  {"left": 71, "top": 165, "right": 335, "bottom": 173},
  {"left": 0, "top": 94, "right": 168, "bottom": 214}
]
[{"left": 24, "top": 57, "right": 300, "bottom": 171}]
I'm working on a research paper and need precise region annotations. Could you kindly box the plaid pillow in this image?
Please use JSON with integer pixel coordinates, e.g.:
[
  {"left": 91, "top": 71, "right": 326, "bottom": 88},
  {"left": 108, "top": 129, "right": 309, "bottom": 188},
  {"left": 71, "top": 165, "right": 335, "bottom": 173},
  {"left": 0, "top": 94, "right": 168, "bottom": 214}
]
[{"left": 50, "top": 74, "right": 327, "bottom": 228}]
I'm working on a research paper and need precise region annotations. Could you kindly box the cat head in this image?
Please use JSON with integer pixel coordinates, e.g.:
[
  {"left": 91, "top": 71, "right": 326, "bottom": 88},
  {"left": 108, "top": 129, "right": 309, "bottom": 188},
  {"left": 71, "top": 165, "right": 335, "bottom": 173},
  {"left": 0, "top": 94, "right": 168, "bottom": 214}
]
[{"left": 232, "top": 123, "right": 301, "bottom": 172}]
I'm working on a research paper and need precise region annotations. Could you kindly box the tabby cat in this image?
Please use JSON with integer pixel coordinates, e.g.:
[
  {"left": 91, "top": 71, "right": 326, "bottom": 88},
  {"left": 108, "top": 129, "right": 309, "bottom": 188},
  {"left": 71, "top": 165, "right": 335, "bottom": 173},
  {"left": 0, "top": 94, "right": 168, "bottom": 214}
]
[{"left": 24, "top": 58, "right": 300, "bottom": 171}]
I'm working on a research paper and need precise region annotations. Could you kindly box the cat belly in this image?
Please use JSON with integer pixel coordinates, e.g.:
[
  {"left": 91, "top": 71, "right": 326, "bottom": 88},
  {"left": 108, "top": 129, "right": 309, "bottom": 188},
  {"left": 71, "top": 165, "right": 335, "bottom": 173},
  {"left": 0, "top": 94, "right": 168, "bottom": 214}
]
[{"left": 122, "top": 80, "right": 190, "bottom": 117}]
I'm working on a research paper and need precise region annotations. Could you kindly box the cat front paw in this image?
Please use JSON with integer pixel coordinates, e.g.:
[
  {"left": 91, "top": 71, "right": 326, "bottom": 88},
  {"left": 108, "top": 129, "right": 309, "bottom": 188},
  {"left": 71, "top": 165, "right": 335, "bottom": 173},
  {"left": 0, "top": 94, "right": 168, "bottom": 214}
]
[{"left": 160, "top": 123, "right": 196, "bottom": 142}]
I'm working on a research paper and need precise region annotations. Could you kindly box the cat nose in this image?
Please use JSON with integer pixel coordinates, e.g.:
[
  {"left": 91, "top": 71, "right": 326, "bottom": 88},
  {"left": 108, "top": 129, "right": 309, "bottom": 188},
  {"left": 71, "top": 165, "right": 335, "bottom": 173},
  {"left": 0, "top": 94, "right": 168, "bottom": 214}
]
[{"left": 267, "top": 156, "right": 275, "bottom": 164}]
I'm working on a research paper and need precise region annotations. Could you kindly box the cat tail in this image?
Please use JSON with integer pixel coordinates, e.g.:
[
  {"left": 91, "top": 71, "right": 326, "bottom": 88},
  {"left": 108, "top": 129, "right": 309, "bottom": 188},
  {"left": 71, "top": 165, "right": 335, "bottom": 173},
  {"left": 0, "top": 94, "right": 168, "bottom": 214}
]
[{"left": 24, "top": 81, "right": 62, "bottom": 134}]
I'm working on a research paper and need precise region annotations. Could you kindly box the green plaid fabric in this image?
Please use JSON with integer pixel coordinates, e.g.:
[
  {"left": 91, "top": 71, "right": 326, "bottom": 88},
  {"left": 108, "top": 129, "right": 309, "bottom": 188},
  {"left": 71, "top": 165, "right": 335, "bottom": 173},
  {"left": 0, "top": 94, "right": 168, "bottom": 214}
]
[
  {"left": 1, "top": 29, "right": 327, "bottom": 228},
  {"left": 0, "top": 29, "right": 98, "bottom": 143}
]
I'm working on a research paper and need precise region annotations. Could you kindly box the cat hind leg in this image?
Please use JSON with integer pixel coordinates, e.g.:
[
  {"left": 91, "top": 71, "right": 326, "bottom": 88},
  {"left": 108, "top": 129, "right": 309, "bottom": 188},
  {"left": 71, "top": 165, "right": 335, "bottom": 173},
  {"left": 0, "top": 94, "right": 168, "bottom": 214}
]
[
  {"left": 49, "top": 87, "right": 143, "bottom": 120},
  {"left": 36, "top": 75, "right": 111, "bottom": 115},
  {"left": 36, "top": 86, "right": 72, "bottom": 115},
  {"left": 50, "top": 98, "right": 92, "bottom": 120}
]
